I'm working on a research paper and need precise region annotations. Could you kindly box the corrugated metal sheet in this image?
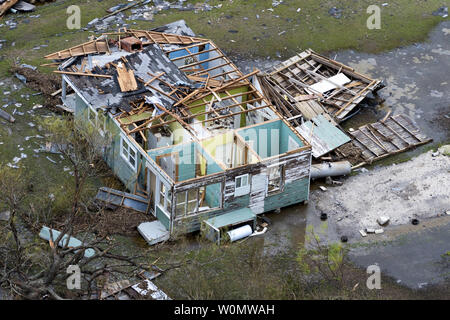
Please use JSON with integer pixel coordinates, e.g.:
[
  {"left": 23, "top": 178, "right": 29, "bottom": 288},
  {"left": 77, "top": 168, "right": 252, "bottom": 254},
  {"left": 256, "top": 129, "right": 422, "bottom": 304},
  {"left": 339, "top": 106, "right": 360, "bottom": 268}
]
[
  {"left": 204, "top": 207, "right": 256, "bottom": 229},
  {"left": 296, "top": 114, "right": 350, "bottom": 158}
]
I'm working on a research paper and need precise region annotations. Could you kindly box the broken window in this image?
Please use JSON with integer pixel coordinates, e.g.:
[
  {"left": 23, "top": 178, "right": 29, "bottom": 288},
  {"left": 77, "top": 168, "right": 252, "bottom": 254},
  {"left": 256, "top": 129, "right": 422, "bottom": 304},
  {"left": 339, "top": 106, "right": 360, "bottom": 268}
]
[
  {"left": 174, "top": 182, "right": 222, "bottom": 218},
  {"left": 175, "top": 189, "right": 199, "bottom": 217},
  {"left": 159, "top": 182, "right": 172, "bottom": 213},
  {"left": 234, "top": 174, "right": 250, "bottom": 197},
  {"left": 120, "top": 135, "right": 137, "bottom": 170},
  {"left": 267, "top": 165, "right": 284, "bottom": 195}
]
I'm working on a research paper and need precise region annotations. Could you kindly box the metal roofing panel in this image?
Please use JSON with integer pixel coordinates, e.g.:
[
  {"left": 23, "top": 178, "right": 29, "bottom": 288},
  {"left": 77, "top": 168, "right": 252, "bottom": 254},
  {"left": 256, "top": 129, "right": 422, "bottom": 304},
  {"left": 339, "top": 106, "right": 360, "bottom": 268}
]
[
  {"left": 204, "top": 208, "right": 256, "bottom": 229},
  {"left": 296, "top": 114, "right": 351, "bottom": 158}
]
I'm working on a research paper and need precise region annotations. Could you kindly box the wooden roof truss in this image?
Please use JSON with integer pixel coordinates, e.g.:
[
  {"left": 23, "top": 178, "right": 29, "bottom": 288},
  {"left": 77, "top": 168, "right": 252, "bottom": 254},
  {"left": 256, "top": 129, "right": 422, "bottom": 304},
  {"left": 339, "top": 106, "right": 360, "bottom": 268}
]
[{"left": 266, "top": 49, "right": 382, "bottom": 123}]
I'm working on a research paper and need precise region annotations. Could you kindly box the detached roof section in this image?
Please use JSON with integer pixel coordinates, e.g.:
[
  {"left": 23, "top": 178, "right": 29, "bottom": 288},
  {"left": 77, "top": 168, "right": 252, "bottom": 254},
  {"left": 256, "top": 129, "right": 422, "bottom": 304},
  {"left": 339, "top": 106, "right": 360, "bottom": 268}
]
[{"left": 260, "top": 49, "right": 384, "bottom": 124}]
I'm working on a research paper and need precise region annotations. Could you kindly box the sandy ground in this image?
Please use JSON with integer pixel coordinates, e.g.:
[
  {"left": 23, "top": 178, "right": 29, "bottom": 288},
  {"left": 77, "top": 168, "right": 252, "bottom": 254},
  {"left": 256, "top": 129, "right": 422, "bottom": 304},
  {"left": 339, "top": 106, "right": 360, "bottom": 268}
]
[{"left": 313, "top": 146, "right": 450, "bottom": 239}]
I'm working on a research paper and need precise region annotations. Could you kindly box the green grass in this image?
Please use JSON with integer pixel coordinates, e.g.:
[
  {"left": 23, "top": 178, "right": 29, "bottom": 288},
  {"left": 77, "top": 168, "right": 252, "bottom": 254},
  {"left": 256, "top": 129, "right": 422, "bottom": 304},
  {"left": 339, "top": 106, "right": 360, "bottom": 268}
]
[{"left": 0, "top": 0, "right": 448, "bottom": 79}]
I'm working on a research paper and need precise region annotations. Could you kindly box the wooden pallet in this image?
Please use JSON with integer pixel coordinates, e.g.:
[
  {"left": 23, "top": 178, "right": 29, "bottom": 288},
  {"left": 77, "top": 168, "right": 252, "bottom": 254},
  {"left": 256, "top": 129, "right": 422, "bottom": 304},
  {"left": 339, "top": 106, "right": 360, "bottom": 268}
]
[{"left": 349, "top": 114, "right": 432, "bottom": 163}]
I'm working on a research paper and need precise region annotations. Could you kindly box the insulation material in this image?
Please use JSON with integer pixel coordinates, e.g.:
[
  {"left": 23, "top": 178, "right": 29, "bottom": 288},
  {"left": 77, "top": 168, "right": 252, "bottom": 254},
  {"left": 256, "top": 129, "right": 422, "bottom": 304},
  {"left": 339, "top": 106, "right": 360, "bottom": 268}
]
[{"left": 307, "top": 73, "right": 351, "bottom": 94}]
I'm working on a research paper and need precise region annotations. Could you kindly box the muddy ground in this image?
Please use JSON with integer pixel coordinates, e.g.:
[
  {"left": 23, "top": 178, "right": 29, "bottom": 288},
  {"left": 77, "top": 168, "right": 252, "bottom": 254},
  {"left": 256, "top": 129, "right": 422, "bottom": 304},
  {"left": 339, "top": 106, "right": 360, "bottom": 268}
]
[
  {"left": 241, "top": 21, "right": 450, "bottom": 290},
  {"left": 0, "top": 2, "right": 449, "bottom": 298}
]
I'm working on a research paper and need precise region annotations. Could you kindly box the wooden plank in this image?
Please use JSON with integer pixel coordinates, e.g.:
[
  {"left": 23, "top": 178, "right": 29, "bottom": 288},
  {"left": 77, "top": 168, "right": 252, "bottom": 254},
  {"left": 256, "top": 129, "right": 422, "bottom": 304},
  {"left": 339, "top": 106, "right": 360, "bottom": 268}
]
[
  {"left": 53, "top": 70, "right": 112, "bottom": 78},
  {"left": 115, "top": 64, "right": 138, "bottom": 92},
  {"left": 0, "top": 0, "right": 19, "bottom": 18}
]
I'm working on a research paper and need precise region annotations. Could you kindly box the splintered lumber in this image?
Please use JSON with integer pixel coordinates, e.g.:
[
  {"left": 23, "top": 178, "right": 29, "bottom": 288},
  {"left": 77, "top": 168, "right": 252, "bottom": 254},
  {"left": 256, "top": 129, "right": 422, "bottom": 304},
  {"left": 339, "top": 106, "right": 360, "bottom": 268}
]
[
  {"left": 187, "top": 75, "right": 222, "bottom": 87},
  {"left": 101, "top": 0, "right": 145, "bottom": 20},
  {"left": 0, "top": 0, "right": 19, "bottom": 18},
  {"left": 116, "top": 64, "right": 138, "bottom": 92},
  {"left": 100, "top": 280, "right": 133, "bottom": 299},
  {"left": 53, "top": 70, "right": 112, "bottom": 79}
]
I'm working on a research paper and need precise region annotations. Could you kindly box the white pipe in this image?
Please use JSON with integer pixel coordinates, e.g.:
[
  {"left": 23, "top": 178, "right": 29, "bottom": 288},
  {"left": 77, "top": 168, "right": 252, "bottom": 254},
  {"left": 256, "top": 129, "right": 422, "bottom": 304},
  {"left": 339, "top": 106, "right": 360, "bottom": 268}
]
[
  {"left": 227, "top": 225, "right": 253, "bottom": 242},
  {"left": 250, "top": 227, "right": 268, "bottom": 237}
]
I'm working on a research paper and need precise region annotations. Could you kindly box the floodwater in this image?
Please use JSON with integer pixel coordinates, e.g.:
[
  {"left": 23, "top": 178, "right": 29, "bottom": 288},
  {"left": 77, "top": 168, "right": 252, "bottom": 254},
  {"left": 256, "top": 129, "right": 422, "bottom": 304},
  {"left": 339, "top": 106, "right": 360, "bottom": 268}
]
[{"left": 235, "top": 20, "right": 450, "bottom": 289}]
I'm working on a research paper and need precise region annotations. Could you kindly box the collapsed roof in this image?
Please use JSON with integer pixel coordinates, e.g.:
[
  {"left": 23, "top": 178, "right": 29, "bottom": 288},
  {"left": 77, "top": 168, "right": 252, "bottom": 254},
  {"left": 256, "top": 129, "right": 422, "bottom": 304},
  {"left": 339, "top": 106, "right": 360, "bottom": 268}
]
[
  {"left": 259, "top": 49, "right": 384, "bottom": 126},
  {"left": 45, "top": 20, "right": 305, "bottom": 150}
]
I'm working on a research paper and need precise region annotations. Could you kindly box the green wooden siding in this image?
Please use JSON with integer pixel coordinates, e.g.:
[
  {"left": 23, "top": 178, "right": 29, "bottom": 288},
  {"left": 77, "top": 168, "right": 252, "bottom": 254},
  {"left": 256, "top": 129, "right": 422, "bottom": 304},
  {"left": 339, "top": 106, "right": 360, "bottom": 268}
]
[{"left": 263, "top": 177, "right": 309, "bottom": 212}]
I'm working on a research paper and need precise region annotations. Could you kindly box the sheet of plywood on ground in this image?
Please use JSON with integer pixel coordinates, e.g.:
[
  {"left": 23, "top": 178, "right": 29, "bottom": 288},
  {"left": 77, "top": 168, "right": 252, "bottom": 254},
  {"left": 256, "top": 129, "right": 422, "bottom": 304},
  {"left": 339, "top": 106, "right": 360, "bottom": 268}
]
[
  {"left": 116, "top": 64, "right": 138, "bottom": 92},
  {"left": 45, "top": 40, "right": 110, "bottom": 60},
  {"left": 349, "top": 115, "right": 431, "bottom": 162}
]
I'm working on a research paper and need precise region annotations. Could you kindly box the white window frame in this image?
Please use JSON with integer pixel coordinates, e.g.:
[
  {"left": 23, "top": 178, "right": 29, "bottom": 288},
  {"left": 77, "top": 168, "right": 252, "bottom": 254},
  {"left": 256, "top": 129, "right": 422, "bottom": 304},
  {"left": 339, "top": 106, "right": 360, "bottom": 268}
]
[
  {"left": 234, "top": 173, "right": 250, "bottom": 197},
  {"left": 88, "top": 106, "right": 108, "bottom": 137},
  {"left": 120, "top": 135, "right": 138, "bottom": 171},
  {"left": 97, "top": 110, "right": 107, "bottom": 137},
  {"left": 87, "top": 106, "right": 97, "bottom": 127}
]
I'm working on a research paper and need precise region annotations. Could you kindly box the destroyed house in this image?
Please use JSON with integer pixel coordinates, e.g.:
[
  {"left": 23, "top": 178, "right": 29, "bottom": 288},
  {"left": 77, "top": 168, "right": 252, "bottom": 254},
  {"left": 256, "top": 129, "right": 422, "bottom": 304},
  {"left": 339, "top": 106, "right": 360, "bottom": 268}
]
[
  {"left": 258, "top": 49, "right": 384, "bottom": 126},
  {"left": 45, "top": 22, "right": 312, "bottom": 237}
]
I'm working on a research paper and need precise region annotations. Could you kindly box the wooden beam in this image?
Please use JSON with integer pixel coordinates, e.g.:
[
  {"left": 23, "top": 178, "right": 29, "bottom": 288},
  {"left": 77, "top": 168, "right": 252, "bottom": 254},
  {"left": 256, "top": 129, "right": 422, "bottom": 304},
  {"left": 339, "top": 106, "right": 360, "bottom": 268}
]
[{"left": 53, "top": 70, "right": 112, "bottom": 78}]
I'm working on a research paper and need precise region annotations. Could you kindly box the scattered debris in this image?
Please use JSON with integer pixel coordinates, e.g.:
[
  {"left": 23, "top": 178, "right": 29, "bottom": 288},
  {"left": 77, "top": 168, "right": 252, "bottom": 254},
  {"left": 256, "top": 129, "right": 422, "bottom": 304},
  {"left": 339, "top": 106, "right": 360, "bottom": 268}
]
[
  {"left": 432, "top": 6, "right": 448, "bottom": 18},
  {"left": 329, "top": 7, "right": 343, "bottom": 19},
  {"left": 100, "top": 280, "right": 133, "bottom": 300},
  {"left": 38, "top": 226, "right": 95, "bottom": 258},
  {"left": 377, "top": 216, "right": 390, "bottom": 226},
  {"left": 10, "top": 65, "right": 61, "bottom": 109},
  {"left": 319, "top": 186, "right": 327, "bottom": 192},
  {"left": 131, "top": 279, "right": 171, "bottom": 300},
  {"left": 359, "top": 229, "right": 367, "bottom": 237},
  {"left": 0, "top": 108, "right": 15, "bottom": 123}
]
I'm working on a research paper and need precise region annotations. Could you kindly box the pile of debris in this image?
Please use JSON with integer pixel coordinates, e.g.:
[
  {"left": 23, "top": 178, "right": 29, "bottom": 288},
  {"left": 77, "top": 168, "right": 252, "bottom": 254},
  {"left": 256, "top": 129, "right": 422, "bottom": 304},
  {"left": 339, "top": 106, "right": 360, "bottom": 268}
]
[
  {"left": 10, "top": 64, "right": 62, "bottom": 109},
  {"left": 0, "top": 0, "right": 53, "bottom": 18},
  {"left": 87, "top": 0, "right": 222, "bottom": 32},
  {"left": 259, "top": 49, "right": 432, "bottom": 170}
]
